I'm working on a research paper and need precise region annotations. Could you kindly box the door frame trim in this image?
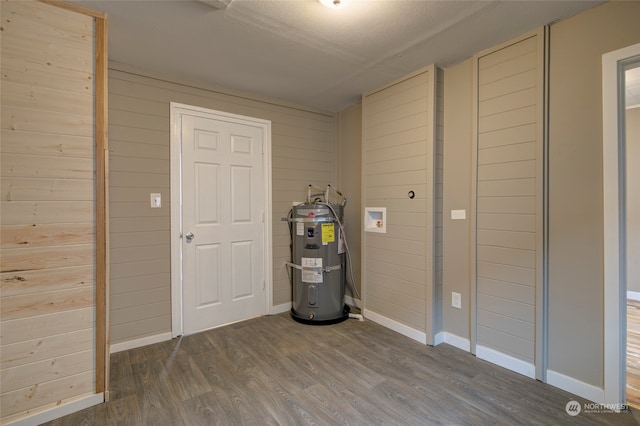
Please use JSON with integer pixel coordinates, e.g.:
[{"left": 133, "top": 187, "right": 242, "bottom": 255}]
[
  {"left": 603, "top": 42, "right": 640, "bottom": 405},
  {"left": 169, "top": 102, "right": 273, "bottom": 337}
]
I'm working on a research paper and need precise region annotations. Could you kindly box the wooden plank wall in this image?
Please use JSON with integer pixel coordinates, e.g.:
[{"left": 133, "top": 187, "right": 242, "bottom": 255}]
[
  {"left": 362, "top": 67, "right": 440, "bottom": 338},
  {"left": 475, "top": 34, "right": 540, "bottom": 365},
  {"left": 0, "top": 0, "right": 97, "bottom": 421},
  {"left": 108, "top": 68, "right": 335, "bottom": 345}
]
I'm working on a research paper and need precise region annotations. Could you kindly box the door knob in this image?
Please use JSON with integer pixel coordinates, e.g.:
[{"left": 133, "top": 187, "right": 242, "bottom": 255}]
[{"left": 185, "top": 232, "right": 195, "bottom": 241}]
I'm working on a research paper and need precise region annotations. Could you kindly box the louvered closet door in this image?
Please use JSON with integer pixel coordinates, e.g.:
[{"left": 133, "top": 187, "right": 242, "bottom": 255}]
[{"left": 474, "top": 32, "right": 543, "bottom": 377}]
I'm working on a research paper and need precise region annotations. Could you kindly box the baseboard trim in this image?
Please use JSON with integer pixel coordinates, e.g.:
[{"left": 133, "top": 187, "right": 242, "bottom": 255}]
[
  {"left": 628, "top": 291, "right": 640, "bottom": 301},
  {"left": 434, "top": 332, "right": 471, "bottom": 352},
  {"left": 476, "top": 345, "right": 535, "bottom": 379},
  {"left": 363, "top": 309, "right": 427, "bottom": 344},
  {"left": 5, "top": 393, "right": 104, "bottom": 426},
  {"left": 547, "top": 369, "right": 604, "bottom": 403},
  {"left": 110, "top": 332, "right": 173, "bottom": 354},
  {"left": 270, "top": 302, "right": 292, "bottom": 315}
]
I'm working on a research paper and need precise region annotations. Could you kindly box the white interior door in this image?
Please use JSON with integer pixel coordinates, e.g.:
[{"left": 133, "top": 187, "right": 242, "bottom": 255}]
[{"left": 180, "top": 111, "right": 267, "bottom": 334}]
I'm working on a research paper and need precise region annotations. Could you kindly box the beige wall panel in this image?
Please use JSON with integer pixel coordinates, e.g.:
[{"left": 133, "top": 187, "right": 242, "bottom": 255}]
[
  {"left": 1, "top": 178, "right": 93, "bottom": 202},
  {"left": 1, "top": 37, "right": 92, "bottom": 75},
  {"left": 477, "top": 246, "right": 535, "bottom": 269},
  {"left": 478, "top": 141, "right": 536, "bottom": 164},
  {"left": 366, "top": 141, "right": 427, "bottom": 164},
  {"left": 1, "top": 56, "right": 92, "bottom": 95},
  {"left": 478, "top": 310, "right": 534, "bottom": 342},
  {"left": 478, "top": 159, "right": 535, "bottom": 181},
  {"left": 478, "top": 70, "right": 535, "bottom": 101},
  {"left": 110, "top": 245, "right": 169, "bottom": 264},
  {"left": 477, "top": 178, "right": 535, "bottom": 197},
  {"left": 479, "top": 87, "right": 536, "bottom": 118},
  {"left": 478, "top": 124, "right": 536, "bottom": 149},
  {"left": 108, "top": 172, "right": 170, "bottom": 189},
  {"left": 477, "top": 228, "right": 535, "bottom": 250},
  {"left": 366, "top": 294, "right": 425, "bottom": 331},
  {"left": 478, "top": 36, "right": 537, "bottom": 69},
  {"left": 1, "top": 285, "right": 93, "bottom": 321},
  {"left": 109, "top": 231, "right": 169, "bottom": 249},
  {"left": 366, "top": 127, "right": 427, "bottom": 152},
  {"left": 477, "top": 326, "right": 534, "bottom": 362},
  {"left": 366, "top": 282, "right": 426, "bottom": 314},
  {"left": 477, "top": 196, "right": 535, "bottom": 214},
  {"left": 477, "top": 293, "right": 534, "bottom": 323},
  {"left": 0, "top": 308, "right": 94, "bottom": 345},
  {"left": 1, "top": 371, "right": 94, "bottom": 419},
  {"left": 366, "top": 156, "right": 427, "bottom": 175},
  {"left": 478, "top": 51, "right": 536, "bottom": 86},
  {"left": 365, "top": 115, "right": 427, "bottom": 141},
  {"left": 110, "top": 274, "right": 169, "bottom": 294},
  {"left": 384, "top": 225, "right": 427, "bottom": 242},
  {"left": 477, "top": 213, "right": 535, "bottom": 233},
  {"left": 628, "top": 107, "right": 640, "bottom": 292},
  {"left": 109, "top": 93, "right": 166, "bottom": 116},
  {"left": 110, "top": 156, "right": 169, "bottom": 174},
  {"left": 1, "top": 328, "right": 93, "bottom": 370},
  {"left": 361, "top": 184, "right": 427, "bottom": 200},
  {"left": 110, "top": 217, "right": 169, "bottom": 233},
  {"left": 110, "top": 301, "right": 170, "bottom": 325},
  {"left": 110, "top": 315, "right": 171, "bottom": 343},
  {"left": 367, "top": 237, "right": 426, "bottom": 257},
  {"left": 547, "top": 1, "right": 640, "bottom": 386},
  {"left": 367, "top": 98, "right": 428, "bottom": 127},
  {"left": 367, "top": 258, "right": 425, "bottom": 285},
  {"left": 2, "top": 106, "right": 93, "bottom": 136},
  {"left": 478, "top": 105, "right": 536, "bottom": 134},
  {"left": 110, "top": 259, "right": 170, "bottom": 280},
  {"left": 366, "top": 246, "right": 426, "bottom": 270},
  {"left": 368, "top": 198, "right": 427, "bottom": 215},
  {"left": 477, "top": 261, "right": 535, "bottom": 287},
  {"left": 1, "top": 223, "right": 93, "bottom": 248},
  {"left": 111, "top": 287, "right": 169, "bottom": 310},
  {"left": 481, "top": 336, "right": 532, "bottom": 369},
  {"left": 272, "top": 156, "right": 332, "bottom": 173},
  {"left": 110, "top": 187, "right": 168, "bottom": 204},
  {"left": 0, "top": 130, "right": 93, "bottom": 157},
  {"left": 109, "top": 125, "right": 167, "bottom": 145},
  {"left": 1, "top": 350, "right": 93, "bottom": 393},
  {"left": 365, "top": 75, "right": 426, "bottom": 111},
  {"left": 0, "top": 265, "right": 94, "bottom": 297},
  {"left": 1, "top": 244, "right": 94, "bottom": 273},
  {"left": 277, "top": 146, "right": 335, "bottom": 163},
  {"left": 366, "top": 170, "right": 426, "bottom": 188},
  {"left": 110, "top": 140, "right": 169, "bottom": 160},
  {"left": 477, "top": 277, "right": 535, "bottom": 304}
]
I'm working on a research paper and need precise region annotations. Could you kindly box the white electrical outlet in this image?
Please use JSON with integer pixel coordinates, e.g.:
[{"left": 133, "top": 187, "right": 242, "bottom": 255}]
[{"left": 452, "top": 292, "right": 462, "bottom": 309}]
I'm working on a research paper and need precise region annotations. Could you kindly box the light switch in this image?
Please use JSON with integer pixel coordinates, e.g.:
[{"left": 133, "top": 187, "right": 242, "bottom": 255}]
[
  {"left": 150, "top": 193, "right": 161, "bottom": 208},
  {"left": 452, "top": 292, "right": 462, "bottom": 309},
  {"left": 451, "top": 209, "right": 466, "bottom": 220}
]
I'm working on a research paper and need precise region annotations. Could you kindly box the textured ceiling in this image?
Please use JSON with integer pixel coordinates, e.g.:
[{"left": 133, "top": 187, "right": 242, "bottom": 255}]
[{"left": 74, "top": 0, "right": 604, "bottom": 112}]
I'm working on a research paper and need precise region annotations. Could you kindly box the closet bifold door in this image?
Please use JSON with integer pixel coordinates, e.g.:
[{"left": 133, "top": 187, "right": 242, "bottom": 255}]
[
  {"left": 0, "top": 0, "right": 108, "bottom": 423},
  {"left": 470, "top": 28, "right": 546, "bottom": 380}
]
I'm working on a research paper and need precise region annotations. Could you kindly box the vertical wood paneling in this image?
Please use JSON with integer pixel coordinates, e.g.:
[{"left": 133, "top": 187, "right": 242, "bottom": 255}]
[
  {"left": 0, "top": 0, "right": 103, "bottom": 421},
  {"left": 108, "top": 67, "right": 335, "bottom": 345},
  {"left": 475, "top": 34, "right": 541, "bottom": 365},
  {"left": 362, "top": 66, "right": 440, "bottom": 341}
]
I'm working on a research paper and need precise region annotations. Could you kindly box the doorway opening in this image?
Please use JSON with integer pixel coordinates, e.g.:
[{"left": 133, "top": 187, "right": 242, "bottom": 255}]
[{"left": 603, "top": 43, "right": 640, "bottom": 406}]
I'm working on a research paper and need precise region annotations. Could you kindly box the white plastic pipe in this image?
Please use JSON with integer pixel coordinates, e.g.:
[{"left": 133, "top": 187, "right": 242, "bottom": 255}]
[{"left": 349, "top": 313, "right": 364, "bottom": 321}]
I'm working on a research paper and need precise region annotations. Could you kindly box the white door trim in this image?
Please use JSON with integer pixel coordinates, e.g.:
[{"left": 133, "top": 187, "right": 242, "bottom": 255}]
[
  {"left": 170, "top": 102, "right": 273, "bottom": 337},
  {"left": 603, "top": 42, "right": 640, "bottom": 405}
]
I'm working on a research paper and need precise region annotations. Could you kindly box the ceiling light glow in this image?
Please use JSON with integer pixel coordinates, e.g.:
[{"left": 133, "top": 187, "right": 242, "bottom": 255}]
[{"left": 319, "top": 0, "right": 352, "bottom": 9}]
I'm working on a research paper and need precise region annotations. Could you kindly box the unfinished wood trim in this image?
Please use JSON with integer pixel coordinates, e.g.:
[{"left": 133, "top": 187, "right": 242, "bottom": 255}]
[{"left": 95, "top": 12, "right": 109, "bottom": 398}]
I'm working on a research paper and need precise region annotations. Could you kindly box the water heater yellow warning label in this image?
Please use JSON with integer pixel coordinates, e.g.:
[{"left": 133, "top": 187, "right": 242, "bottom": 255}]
[{"left": 321, "top": 223, "right": 335, "bottom": 244}]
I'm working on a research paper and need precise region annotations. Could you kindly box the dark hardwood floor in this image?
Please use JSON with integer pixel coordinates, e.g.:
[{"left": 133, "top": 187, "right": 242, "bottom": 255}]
[{"left": 47, "top": 312, "right": 639, "bottom": 425}]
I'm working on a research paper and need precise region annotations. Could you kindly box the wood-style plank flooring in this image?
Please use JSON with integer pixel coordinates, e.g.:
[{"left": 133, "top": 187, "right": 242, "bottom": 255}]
[
  {"left": 628, "top": 299, "right": 640, "bottom": 408},
  {"left": 47, "top": 313, "right": 639, "bottom": 425}
]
